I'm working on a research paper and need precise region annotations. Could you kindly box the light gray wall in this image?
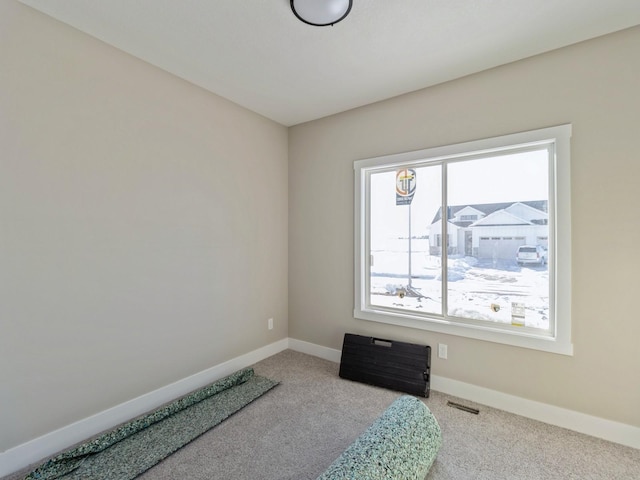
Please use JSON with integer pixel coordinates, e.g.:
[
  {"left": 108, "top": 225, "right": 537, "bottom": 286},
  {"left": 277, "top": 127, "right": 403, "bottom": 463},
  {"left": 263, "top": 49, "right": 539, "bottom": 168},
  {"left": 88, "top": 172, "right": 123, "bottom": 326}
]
[
  {"left": 289, "top": 26, "right": 640, "bottom": 427},
  {"left": 0, "top": 2, "right": 288, "bottom": 451}
]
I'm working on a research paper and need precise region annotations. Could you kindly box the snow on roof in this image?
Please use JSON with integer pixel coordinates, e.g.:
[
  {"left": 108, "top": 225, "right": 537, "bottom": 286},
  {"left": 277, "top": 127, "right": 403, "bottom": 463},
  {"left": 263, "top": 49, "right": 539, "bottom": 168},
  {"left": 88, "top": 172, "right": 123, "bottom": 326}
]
[{"left": 430, "top": 200, "right": 548, "bottom": 226}]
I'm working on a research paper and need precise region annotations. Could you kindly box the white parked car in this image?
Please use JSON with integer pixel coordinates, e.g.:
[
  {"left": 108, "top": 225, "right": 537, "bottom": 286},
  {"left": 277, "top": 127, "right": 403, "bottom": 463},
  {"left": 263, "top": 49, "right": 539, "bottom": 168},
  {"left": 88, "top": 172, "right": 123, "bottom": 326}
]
[{"left": 516, "top": 245, "right": 548, "bottom": 265}]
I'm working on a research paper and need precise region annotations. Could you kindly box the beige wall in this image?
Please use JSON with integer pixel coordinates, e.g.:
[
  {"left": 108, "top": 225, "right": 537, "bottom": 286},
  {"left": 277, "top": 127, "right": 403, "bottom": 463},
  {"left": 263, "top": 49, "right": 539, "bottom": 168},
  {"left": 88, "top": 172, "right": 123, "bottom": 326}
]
[
  {"left": 0, "top": 2, "right": 288, "bottom": 451},
  {"left": 289, "top": 26, "right": 640, "bottom": 427}
]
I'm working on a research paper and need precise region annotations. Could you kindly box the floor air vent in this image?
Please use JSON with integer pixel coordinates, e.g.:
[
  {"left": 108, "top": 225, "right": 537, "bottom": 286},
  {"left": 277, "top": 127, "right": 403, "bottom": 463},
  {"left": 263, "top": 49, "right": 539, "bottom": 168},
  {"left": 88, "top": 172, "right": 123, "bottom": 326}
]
[{"left": 447, "top": 401, "right": 480, "bottom": 414}]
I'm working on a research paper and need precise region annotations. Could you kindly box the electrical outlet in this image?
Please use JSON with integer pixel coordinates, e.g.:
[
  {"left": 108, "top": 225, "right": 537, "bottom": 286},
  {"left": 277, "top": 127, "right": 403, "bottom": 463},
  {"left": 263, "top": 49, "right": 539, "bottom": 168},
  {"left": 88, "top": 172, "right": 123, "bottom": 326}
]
[
  {"left": 268, "top": 318, "right": 273, "bottom": 330},
  {"left": 438, "top": 343, "right": 448, "bottom": 360}
]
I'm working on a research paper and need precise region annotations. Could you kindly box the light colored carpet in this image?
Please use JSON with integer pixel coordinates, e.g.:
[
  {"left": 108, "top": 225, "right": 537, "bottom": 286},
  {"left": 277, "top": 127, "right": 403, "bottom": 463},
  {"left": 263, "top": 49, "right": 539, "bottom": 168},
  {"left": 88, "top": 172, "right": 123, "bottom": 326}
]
[{"left": 5, "top": 350, "right": 639, "bottom": 479}]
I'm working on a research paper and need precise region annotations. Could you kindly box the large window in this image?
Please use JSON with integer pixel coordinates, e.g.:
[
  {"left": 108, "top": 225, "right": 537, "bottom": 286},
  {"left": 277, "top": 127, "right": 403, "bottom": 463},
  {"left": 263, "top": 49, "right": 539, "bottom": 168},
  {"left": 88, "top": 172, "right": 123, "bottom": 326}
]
[{"left": 354, "top": 125, "right": 572, "bottom": 355}]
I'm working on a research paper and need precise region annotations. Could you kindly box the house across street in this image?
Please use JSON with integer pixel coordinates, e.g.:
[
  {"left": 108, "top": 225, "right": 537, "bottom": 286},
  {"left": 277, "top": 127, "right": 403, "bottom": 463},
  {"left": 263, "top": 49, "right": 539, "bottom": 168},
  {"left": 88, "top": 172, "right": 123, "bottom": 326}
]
[{"left": 429, "top": 200, "right": 548, "bottom": 261}]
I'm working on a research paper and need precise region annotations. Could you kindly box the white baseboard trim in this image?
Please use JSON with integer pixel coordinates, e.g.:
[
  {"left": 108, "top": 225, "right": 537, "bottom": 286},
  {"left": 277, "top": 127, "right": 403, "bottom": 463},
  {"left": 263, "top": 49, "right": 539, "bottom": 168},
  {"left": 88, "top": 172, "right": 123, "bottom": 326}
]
[
  {"left": 288, "top": 338, "right": 342, "bottom": 363},
  {"left": 287, "top": 338, "right": 640, "bottom": 450},
  {"left": 430, "top": 376, "right": 640, "bottom": 450},
  {"left": 0, "top": 338, "right": 289, "bottom": 478},
  {"left": 3, "top": 336, "right": 637, "bottom": 477}
]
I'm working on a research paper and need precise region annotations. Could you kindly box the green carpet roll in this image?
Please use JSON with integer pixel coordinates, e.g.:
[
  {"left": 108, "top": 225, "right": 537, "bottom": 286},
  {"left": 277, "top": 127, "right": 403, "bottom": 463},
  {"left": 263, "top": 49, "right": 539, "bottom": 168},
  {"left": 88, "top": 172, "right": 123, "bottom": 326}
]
[
  {"left": 317, "top": 395, "right": 442, "bottom": 480},
  {"left": 25, "top": 368, "right": 278, "bottom": 480}
]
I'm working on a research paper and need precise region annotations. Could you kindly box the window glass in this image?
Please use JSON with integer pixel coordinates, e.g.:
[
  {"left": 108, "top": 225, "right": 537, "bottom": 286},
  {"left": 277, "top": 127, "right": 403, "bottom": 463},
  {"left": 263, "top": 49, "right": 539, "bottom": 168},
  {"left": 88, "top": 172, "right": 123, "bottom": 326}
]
[
  {"left": 446, "top": 150, "right": 549, "bottom": 330},
  {"left": 369, "top": 165, "right": 441, "bottom": 316}
]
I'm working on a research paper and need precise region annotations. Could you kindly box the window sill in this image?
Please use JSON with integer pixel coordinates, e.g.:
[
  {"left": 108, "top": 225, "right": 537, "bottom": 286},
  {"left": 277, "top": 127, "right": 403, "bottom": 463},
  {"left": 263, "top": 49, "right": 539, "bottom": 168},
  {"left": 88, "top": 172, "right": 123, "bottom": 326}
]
[{"left": 354, "top": 307, "right": 574, "bottom": 356}]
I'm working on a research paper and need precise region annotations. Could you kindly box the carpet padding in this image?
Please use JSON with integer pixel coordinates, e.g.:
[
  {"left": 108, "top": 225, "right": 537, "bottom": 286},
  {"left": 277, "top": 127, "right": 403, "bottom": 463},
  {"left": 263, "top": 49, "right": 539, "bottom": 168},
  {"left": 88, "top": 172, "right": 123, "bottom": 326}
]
[
  {"left": 317, "top": 395, "right": 442, "bottom": 480},
  {"left": 24, "top": 368, "right": 278, "bottom": 480}
]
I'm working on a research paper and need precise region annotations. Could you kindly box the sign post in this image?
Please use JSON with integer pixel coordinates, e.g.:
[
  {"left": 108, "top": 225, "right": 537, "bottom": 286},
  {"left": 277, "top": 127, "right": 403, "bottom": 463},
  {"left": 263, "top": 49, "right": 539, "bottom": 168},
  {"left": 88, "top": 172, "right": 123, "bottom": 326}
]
[{"left": 396, "top": 169, "right": 417, "bottom": 289}]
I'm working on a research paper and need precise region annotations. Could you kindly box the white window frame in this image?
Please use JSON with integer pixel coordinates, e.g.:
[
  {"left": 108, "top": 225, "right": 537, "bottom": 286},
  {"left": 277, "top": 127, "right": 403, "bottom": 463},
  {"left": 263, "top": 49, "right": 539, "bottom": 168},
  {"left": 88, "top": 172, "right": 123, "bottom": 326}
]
[{"left": 354, "top": 125, "right": 573, "bottom": 355}]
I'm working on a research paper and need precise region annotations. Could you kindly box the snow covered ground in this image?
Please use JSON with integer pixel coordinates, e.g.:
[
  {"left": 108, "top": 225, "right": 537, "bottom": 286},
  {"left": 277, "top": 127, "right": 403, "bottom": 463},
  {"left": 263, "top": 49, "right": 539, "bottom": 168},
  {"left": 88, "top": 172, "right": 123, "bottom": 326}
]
[{"left": 370, "top": 238, "right": 549, "bottom": 330}]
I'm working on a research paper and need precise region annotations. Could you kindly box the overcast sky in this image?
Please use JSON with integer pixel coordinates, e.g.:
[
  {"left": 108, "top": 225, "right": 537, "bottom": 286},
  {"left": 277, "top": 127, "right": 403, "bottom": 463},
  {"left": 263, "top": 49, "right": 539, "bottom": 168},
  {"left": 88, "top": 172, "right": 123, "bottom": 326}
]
[{"left": 370, "top": 149, "right": 548, "bottom": 242}]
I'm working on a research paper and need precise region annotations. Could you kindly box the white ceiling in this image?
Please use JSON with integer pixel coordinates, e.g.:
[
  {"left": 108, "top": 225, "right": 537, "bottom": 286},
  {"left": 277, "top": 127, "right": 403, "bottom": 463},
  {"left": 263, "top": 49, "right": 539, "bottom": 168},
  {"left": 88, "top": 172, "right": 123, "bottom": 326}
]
[{"left": 18, "top": 0, "right": 640, "bottom": 126}]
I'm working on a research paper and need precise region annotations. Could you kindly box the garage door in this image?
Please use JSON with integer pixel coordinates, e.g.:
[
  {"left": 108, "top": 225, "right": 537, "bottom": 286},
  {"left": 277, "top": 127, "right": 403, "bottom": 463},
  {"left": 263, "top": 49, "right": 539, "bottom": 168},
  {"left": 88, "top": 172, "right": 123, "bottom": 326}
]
[{"left": 478, "top": 237, "right": 526, "bottom": 260}]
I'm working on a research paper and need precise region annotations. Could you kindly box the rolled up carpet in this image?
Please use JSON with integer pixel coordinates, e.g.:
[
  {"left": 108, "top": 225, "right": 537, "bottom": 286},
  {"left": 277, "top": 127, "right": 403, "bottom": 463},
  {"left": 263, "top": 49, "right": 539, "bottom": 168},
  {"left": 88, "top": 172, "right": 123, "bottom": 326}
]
[
  {"left": 317, "top": 395, "right": 442, "bottom": 480},
  {"left": 25, "top": 368, "right": 278, "bottom": 480}
]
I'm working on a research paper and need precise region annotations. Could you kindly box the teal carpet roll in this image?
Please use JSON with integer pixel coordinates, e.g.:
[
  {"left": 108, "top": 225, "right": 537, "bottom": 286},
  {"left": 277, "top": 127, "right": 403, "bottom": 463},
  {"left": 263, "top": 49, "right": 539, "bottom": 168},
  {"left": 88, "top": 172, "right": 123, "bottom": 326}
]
[
  {"left": 25, "top": 368, "right": 278, "bottom": 480},
  {"left": 317, "top": 395, "right": 442, "bottom": 480}
]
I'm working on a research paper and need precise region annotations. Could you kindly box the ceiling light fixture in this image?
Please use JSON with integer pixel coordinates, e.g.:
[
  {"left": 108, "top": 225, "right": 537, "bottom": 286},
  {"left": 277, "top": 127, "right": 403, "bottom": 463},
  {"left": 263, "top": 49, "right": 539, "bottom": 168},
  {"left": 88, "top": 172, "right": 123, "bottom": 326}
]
[{"left": 290, "top": 0, "right": 353, "bottom": 27}]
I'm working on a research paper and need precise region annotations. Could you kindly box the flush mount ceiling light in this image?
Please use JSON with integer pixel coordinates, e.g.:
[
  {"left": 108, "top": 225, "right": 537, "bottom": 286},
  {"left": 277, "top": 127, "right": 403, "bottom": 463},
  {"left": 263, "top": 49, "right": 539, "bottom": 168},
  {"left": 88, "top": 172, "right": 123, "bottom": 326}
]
[{"left": 290, "top": 0, "right": 353, "bottom": 27}]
